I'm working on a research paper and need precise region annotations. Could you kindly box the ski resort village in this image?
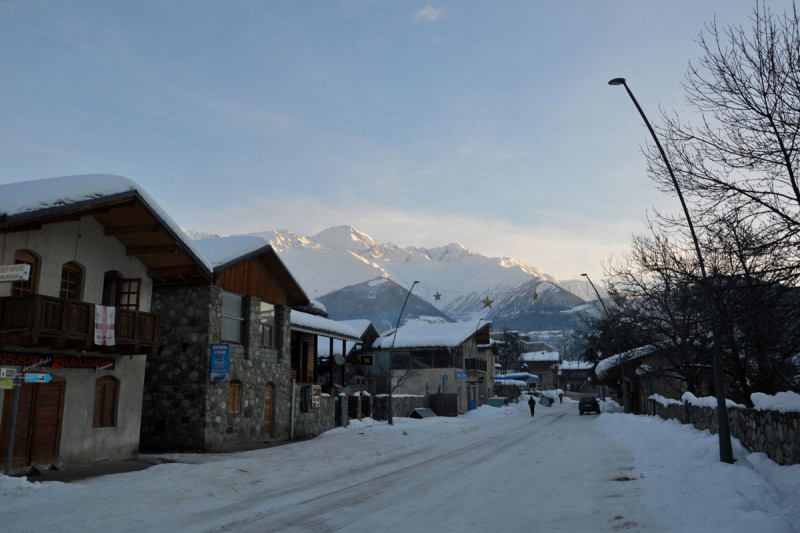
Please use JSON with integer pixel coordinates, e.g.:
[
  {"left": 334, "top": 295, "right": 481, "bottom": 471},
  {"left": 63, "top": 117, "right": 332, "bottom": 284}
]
[{"left": 2, "top": 2, "right": 800, "bottom": 532}]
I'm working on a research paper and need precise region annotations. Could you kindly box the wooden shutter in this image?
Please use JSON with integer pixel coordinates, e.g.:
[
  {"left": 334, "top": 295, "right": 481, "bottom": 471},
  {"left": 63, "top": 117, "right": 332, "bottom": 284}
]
[
  {"left": 228, "top": 381, "right": 242, "bottom": 414},
  {"left": 93, "top": 377, "right": 117, "bottom": 428}
]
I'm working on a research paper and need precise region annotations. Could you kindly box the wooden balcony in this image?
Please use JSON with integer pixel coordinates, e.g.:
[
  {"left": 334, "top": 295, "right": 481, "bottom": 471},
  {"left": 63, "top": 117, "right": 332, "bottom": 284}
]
[
  {"left": 0, "top": 295, "right": 159, "bottom": 355},
  {"left": 464, "top": 358, "right": 488, "bottom": 372}
]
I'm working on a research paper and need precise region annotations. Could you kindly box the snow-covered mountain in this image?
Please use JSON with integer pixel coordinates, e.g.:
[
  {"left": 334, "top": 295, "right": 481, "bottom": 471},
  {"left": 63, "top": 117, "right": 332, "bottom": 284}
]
[
  {"left": 181, "top": 228, "right": 220, "bottom": 240},
  {"left": 242, "top": 225, "right": 585, "bottom": 321}
]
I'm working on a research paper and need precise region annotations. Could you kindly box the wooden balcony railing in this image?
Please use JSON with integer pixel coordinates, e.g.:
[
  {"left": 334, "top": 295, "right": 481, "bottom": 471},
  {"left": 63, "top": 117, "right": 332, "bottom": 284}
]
[
  {"left": 0, "top": 295, "right": 159, "bottom": 355},
  {"left": 464, "top": 358, "right": 488, "bottom": 372}
]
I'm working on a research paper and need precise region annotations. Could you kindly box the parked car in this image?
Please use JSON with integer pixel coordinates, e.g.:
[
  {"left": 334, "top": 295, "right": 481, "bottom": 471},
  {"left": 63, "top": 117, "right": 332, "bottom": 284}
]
[
  {"left": 486, "top": 397, "right": 509, "bottom": 408},
  {"left": 579, "top": 397, "right": 601, "bottom": 415}
]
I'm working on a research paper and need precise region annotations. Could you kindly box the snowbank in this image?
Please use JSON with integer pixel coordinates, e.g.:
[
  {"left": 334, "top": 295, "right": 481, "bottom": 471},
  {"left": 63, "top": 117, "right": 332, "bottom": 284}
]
[
  {"left": 751, "top": 391, "right": 800, "bottom": 413},
  {"left": 596, "top": 413, "right": 800, "bottom": 532},
  {"left": 649, "top": 393, "right": 683, "bottom": 407},
  {"left": 682, "top": 392, "right": 745, "bottom": 409},
  {"left": 463, "top": 401, "right": 528, "bottom": 419}
]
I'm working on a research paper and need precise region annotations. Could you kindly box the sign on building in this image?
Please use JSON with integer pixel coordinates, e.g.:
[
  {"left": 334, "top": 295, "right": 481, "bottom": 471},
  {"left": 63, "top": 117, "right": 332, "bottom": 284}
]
[
  {"left": 0, "top": 263, "right": 30, "bottom": 283},
  {"left": 312, "top": 384, "right": 321, "bottom": 409},
  {"left": 0, "top": 351, "right": 114, "bottom": 371},
  {"left": 210, "top": 344, "right": 229, "bottom": 382},
  {"left": 359, "top": 355, "right": 373, "bottom": 366},
  {"left": 456, "top": 371, "right": 467, "bottom": 379}
]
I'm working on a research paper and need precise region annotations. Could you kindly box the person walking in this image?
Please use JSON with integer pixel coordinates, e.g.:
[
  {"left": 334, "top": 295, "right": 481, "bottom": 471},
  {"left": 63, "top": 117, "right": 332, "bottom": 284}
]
[
  {"left": 528, "top": 395, "right": 536, "bottom": 417},
  {"left": 558, "top": 392, "right": 563, "bottom": 404}
]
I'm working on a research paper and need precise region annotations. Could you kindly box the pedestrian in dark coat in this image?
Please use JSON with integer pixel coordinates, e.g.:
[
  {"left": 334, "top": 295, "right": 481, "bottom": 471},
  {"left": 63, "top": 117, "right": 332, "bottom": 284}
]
[{"left": 528, "top": 396, "right": 536, "bottom": 417}]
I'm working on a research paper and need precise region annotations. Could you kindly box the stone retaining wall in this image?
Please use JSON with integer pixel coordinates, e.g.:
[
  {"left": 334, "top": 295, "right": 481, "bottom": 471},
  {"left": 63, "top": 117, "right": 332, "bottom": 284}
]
[
  {"left": 373, "top": 395, "right": 428, "bottom": 420},
  {"left": 649, "top": 399, "right": 800, "bottom": 466}
]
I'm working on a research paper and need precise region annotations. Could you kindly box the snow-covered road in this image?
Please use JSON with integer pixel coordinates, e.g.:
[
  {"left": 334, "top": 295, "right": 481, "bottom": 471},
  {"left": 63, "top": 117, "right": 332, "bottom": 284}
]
[{"left": 0, "top": 401, "right": 666, "bottom": 532}]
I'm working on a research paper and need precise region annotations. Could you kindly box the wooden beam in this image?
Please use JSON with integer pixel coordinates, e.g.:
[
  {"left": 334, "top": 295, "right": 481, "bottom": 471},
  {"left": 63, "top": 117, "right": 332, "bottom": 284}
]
[
  {"left": 147, "top": 265, "right": 199, "bottom": 277},
  {"left": 105, "top": 224, "right": 160, "bottom": 237},
  {"left": 126, "top": 246, "right": 177, "bottom": 256},
  {"left": 1, "top": 222, "right": 43, "bottom": 234}
]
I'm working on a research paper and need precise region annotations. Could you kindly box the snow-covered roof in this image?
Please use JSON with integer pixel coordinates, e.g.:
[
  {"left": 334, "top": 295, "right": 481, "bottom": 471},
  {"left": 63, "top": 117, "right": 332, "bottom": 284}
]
[
  {"left": 495, "top": 372, "right": 540, "bottom": 382},
  {"left": 337, "top": 319, "right": 374, "bottom": 338},
  {"left": 192, "top": 236, "right": 270, "bottom": 269},
  {"left": 310, "top": 299, "right": 327, "bottom": 314},
  {"left": 0, "top": 174, "right": 213, "bottom": 273},
  {"left": 372, "top": 320, "right": 488, "bottom": 350},
  {"left": 595, "top": 345, "right": 657, "bottom": 380},
  {"left": 560, "top": 360, "right": 594, "bottom": 371},
  {"left": 291, "top": 311, "right": 361, "bottom": 341},
  {"left": 521, "top": 351, "right": 560, "bottom": 362}
]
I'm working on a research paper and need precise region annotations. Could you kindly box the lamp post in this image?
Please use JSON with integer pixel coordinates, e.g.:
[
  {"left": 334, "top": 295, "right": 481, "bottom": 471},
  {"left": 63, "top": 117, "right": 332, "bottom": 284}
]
[
  {"left": 582, "top": 273, "right": 630, "bottom": 414},
  {"left": 608, "top": 77, "right": 734, "bottom": 464},
  {"left": 388, "top": 280, "right": 420, "bottom": 425}
]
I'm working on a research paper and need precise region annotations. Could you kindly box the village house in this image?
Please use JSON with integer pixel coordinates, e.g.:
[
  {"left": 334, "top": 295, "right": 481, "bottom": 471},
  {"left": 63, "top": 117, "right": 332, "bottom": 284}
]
[
  {"left": 559, "top": 360, "right": 596, "bottom": 393},
  {"left": 520, "top": 349, "right": 561, "bottom": 390},
  {"left": 140, "top": 235, "right": 359, "bottom": 451},
  {"left": 0, "top": 174, "right": 211, "bottom": 470},
  {"left": 315, "top": 318, "right": 381, "bottom": 394},
  {"left": 369, "top": 320, "right": 494, "bottom": 414}
]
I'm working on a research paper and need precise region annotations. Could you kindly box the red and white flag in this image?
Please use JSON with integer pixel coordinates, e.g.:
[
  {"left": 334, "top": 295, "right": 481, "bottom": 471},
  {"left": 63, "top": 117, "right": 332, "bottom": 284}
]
[{"left": 94, "top": 305, "right": 116, "bottom": 346}]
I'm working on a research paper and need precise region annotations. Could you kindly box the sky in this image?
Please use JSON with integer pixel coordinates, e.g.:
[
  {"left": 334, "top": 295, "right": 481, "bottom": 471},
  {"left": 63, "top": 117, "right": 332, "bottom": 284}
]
[{"left": 1, "top": 0, "right": 793, "bottom": 281}]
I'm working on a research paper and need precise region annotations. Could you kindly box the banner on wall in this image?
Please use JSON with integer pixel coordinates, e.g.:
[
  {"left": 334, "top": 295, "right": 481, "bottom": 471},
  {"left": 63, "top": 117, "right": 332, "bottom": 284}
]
[{"left": 210, "top": 344, "right": 230, "bottom": 382}]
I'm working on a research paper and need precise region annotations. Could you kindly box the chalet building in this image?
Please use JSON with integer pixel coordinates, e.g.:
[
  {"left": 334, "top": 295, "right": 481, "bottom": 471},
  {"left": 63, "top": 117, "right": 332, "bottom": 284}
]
[
  {"left": 489, "top": 331, "right": 555, "bottom": 354},
  {"left": 141, "top": 235, "right": 314, "bottom": 450},
  {"left": 315, "top": 319, "right": 381, "bottom": 394},
  {"left": 369, "top": 321, "right": 494, "bottom": 413},
  {"left": 521, "top": 350, "right": 561, "bottom": 390},
  {"left": 0, "top": 174, "right": 211, "bottom": 470},
  {"left": 559, "top": 360, "right": 595, "bottom": 393}
]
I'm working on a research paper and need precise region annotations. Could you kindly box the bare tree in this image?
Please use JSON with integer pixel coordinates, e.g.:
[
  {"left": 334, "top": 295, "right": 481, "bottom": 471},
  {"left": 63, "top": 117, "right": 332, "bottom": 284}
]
[{"left": 370, "top": 352, "right": 421, "bottom": 423}]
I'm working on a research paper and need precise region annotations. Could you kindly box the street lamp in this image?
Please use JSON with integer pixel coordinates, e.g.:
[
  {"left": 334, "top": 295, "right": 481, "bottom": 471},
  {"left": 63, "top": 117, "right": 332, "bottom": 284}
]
[
  {"left": 581, "top": 273, "right": 630, "bottom": 414},
  {"left": 608, "top": 77, "right": 734, "bottom": 464},
  {"left": 388, "top": 280, "right": 420, "bottom": 425}
]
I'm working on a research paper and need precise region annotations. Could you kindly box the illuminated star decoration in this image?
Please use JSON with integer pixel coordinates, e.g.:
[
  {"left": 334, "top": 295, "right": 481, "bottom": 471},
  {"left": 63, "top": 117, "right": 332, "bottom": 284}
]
[
  {"left": 434, "top": 291, "right": 442, "bottom": 301},
  {"left": 533, "top": 291, "right": 538, "bottom": 301},
  {"left": 481, "top": 296, "right": 494, "bottom": 309}
]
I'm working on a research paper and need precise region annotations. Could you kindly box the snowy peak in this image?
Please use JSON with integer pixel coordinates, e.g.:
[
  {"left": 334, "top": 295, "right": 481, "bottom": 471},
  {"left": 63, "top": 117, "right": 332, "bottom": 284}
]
[
  {"left": 181, "top": 228, "right": 220, "bottom": 240},
  {"left": 419, "top": 243, "right": 474, "bottom": 262},
  {"left": 310, "top": 225, "right": 378, "bottom": 253}
]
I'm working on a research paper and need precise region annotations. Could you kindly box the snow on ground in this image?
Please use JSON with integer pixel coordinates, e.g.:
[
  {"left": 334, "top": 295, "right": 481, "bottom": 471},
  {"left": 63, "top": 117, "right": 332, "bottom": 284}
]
[
  {"left": 596, "top": 414, "right": 800, "bottom": 533},
  {"left": 2, "top": 399, "right": 798, "bottom": 532}
]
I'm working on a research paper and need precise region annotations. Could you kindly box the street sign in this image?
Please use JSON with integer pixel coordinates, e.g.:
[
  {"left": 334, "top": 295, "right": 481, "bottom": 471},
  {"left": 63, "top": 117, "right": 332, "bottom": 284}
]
[
  {"left": 442, "top": 374, "right": 448, "bottom": 387},
  {"left": 0, "top": 368, "right": 16, "bottom": 379},
  {"left": 359, "top": 355, "right": 373, "bottom": 366},
  {"left": 24, "top": 373, "right": 51, "bottom": 383},
  {"left": 0, "top": 378, "right": 12, "bottom": 389},
  {"left": 456, "top": 371, "right": 467, "bottom": 379}
]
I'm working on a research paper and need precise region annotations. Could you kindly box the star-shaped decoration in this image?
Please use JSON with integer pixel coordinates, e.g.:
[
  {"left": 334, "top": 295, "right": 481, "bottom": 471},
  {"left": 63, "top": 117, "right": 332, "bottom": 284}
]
[
  {"left": 481, "top": 296, "right": 494, "bottom": 309},
  {"left": 434, "top": 291, "right": 442, "bottom": 301},
  {"left": 533, "top": 291, "right": 538, "bottom": 301}
]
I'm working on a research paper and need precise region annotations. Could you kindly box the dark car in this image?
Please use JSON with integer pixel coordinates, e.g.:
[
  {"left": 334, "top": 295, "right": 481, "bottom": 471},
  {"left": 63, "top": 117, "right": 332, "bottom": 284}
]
[{"left": 579, "top": 397, "right": 601, "bottom": 415}]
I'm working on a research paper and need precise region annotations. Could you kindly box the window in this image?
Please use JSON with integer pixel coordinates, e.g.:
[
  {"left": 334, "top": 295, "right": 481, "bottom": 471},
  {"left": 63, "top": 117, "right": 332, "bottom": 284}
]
[
  {"left": 10, "top": 250, "right": 37, "bottom": 296},
  {"left": 412, "top": 351, "right": 432, "bottom": 369},
  {"left": 59, "top": 262, "right": 82, "bottom": 300},
  {"left": 102, "top": 272, "right": 120, "bottom": 306},
  {"left": 260, "top": 301, "right": 276, "bottom": 348},
  {"left": 228, "top": 380, "right": 242, "bottom": 414},
  {"left": 118, "top": 279, "right": 141, "bottom": 310},
  {"left": 221, "top": 291, "right": 245, "bottom": 344},
  {"left": 93, "top": 376, "right": 118, "bottom": 428},
  {"left": 390, "top": 351, "right": 411, "bottom": 370},
  {"left": 433, "top": 349, "right": 454, "bottom": 368}
]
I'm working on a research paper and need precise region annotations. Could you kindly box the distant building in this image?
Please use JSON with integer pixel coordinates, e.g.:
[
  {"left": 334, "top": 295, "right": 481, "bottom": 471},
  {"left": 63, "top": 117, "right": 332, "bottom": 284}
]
[{"left": 520, "top": 350, "right": 561, "bottom": 390}]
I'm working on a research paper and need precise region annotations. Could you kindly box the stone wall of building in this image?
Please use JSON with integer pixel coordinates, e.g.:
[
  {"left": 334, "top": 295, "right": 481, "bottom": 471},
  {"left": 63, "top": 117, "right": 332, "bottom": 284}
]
[
  {"left": 649, "top": 399, "right": 800, "bottom": 466},
  {"left": 373, "top": 395, "right": 429, "bottom": 420},
  {"left": 292, "top": 393, "right": 346, "bottom": 439},
  {"left": 141, "top": 284, "right": 214, "bottom": 450},
  {"left": 142, "top": 284, "right": 295, "bottom": 451}
]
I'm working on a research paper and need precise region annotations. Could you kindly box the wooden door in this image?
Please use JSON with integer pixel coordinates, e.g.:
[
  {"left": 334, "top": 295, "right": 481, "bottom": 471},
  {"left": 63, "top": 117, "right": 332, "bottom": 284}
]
[
  {"left": 263, "top": 384, "right": 274, "bottom": 436},
  {"left": 0, "top": 381, "right": 65, "bottom": 469}
]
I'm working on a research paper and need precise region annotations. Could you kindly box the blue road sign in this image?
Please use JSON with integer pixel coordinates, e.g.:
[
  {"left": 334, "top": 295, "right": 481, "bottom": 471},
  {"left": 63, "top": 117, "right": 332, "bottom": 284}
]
[
  {"left": 456, "top": 371, "right": 467, "bottom": 379},
  {"left": 442, "top": 374, "right": 448, "bottom": 387},
  {"left": 24, "top": 373, "right": 51, "bottom": 383}
]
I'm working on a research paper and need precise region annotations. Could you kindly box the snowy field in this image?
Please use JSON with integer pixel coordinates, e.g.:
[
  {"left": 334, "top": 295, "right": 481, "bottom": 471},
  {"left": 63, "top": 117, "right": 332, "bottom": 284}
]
[{"left": 1, "top": 397, "right": 797, "bottom": 532}]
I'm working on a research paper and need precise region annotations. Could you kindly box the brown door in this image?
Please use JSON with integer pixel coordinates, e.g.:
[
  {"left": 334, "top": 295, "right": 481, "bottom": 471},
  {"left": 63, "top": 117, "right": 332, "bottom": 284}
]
[
  {"left": 263, "top": 384, "right": 274, "bottom": 437},
  {"left": 0, "top": 380, "right": 66, "bottom": 469}
]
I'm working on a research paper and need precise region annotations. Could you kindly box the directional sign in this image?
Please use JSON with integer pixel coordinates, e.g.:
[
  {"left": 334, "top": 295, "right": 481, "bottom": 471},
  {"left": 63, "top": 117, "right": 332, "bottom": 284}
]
[
  {"left": 24, "top": 373, "right": 52, "bottom": 383},
  {"left": 456, "top": 371, "right": 467, "bottom": 379},
  {"left": 0, "top": 378, "right": 12, "bottom": 389},
  {"left": 0, "top": 368, "right": 16, "bottom": 379},
  {"left": 442, "top": 374, "right": 448, "bottom": 387}
]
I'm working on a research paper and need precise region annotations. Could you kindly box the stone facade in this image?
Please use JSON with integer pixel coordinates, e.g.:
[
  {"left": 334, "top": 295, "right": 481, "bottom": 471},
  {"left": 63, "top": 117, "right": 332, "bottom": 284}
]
[
  {"left": 373, "top": 395, "right": 429, "bottom": 420},
  {"left": 649, "top": 399, "right": 800, "bottom": 466}
]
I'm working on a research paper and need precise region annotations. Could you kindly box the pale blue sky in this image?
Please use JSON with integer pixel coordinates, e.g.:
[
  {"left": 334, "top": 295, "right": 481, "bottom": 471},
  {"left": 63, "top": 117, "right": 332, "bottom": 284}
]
[{"left": 0, "top": 1, "right": 788, "bottom": 280}]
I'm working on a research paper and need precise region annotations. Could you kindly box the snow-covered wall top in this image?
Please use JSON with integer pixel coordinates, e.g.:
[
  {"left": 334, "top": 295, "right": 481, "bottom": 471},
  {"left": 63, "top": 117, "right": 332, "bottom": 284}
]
[
  {"left": 595, "top": 344, "right": 657, "bottom": 380},
  {"left": 0, "top": 174, "right": 213, "bottom": 272},
  {"left": 521, "top": 351, "right": 560, "bottom": 362},
  {"left": 291, "top": 311, "right": 361, "bottom": 341},
  {"left": 682, "top": 392, "right": 745, "bottom": 409},
  {"left": 560, "top": 360, "right": 594, "bottom": 370},
  {"left": 750, "top": 392, "right": 800, "bottom": 413},
  {"left": 192, "top": 236, "right": 269, "bottom": 269},
  {"left": 372, "top": 319, "right": 486, "bottom": 349}
]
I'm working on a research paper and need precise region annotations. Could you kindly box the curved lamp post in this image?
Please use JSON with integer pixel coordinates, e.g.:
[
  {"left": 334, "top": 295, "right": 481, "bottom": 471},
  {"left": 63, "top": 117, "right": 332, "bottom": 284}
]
[
  {"left": 608, "top": 77, "right": 734, "bottom": 463},
  {"left": 581, "top": 273, "right": 629, "bottom": 413},
  {"left": 388, "top": 280, "right": 420, "bottom": 425}
]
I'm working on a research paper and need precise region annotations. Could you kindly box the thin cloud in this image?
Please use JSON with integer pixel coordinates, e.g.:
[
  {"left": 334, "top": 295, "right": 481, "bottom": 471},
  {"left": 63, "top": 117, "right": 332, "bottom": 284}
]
[{"left": 414, "top": 6, "right": 444, "bottom": 23}]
